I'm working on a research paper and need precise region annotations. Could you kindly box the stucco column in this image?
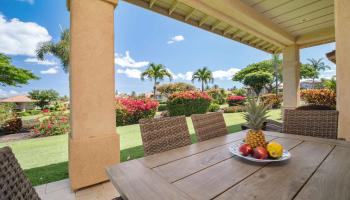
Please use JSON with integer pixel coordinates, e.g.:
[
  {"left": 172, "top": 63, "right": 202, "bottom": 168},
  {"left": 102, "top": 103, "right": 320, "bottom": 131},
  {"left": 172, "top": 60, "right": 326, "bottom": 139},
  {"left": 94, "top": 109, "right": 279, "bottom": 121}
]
[
  {"left": 335, "top": 0, "right": 350, "bottom": 140},
  {"left": 282, "top": 45, "right": 300, "bottom": 110},
  {"left": 68, "top": 0, "right": 119, "bottom": 190}
]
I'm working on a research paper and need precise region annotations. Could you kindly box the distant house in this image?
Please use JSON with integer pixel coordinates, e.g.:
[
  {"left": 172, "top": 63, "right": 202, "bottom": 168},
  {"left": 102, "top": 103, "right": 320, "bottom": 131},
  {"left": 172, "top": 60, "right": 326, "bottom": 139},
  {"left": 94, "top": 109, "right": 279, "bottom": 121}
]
[
  {"left": 145, "top": 92, "right": 167, "bottom": 102},
  {"left": 0, "top": 95, "right": 36, "bottom": 111},
  {"left": 300, "top": 80, "right": 321, "bottom": 89}
]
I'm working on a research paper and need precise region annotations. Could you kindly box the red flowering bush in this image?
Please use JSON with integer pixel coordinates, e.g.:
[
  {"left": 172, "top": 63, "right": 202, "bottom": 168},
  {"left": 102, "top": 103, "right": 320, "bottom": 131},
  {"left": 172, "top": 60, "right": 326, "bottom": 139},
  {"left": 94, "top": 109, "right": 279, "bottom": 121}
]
[
  {"left": 300, "top": 89, "right": 336, "bottom": 109},
  {"left": 167, "top": 91, "right": 212, "bottom": 116},
  {"left": 32, "top": 112, "right": 70, "bottom": 137},
  {"left": 227, "top": 95, "right": 246, "bottom": 106},
  {"left": 116, "top": 97, "right": 158, "bottom": 126}
]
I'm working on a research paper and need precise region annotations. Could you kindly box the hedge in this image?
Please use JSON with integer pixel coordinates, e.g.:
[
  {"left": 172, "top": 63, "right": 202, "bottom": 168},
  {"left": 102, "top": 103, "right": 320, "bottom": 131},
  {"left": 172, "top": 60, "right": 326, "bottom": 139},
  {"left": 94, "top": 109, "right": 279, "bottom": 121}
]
[{"left": 167, "top": 91, "right": 212, "bottom": 116}]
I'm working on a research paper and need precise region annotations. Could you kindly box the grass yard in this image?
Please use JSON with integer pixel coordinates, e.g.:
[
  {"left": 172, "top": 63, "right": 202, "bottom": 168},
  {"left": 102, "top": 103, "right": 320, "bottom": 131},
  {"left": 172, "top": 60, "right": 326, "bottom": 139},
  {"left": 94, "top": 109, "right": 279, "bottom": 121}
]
[{"left": 0, "top": 109, "right": 281, "bottom": 186}]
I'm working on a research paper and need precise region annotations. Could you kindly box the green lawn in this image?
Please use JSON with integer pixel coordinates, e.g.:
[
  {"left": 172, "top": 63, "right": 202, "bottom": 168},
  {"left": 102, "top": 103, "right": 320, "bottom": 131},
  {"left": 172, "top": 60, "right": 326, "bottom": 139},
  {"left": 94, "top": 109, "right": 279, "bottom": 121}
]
[{"left": 0, "top": 109, "right": 281, "bottom": 186}]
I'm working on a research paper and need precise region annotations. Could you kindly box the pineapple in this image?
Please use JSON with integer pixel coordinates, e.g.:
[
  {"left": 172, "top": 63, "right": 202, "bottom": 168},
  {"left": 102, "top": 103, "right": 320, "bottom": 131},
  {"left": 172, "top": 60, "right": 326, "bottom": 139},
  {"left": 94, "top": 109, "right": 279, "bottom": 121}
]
[{"left": 243, "top": 98, "right": 269, "bottom": 148}]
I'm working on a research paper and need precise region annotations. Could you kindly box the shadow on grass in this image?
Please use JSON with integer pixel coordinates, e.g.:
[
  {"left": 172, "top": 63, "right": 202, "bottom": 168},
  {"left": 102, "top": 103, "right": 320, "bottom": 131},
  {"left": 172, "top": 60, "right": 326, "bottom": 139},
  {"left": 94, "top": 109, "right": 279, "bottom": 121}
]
[
  {"left": 24, "top": 161, "right": 68, "bottom": 186},
  {"left": 25, "top": 125, "right": 244, "bottom": 186}
]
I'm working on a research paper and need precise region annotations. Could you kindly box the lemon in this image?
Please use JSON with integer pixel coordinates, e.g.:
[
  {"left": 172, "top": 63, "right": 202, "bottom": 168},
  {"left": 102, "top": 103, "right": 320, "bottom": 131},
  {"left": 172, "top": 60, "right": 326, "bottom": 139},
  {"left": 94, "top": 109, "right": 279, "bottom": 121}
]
[{"left": 267, "top": 142, "right": 283, "bottom": 158}]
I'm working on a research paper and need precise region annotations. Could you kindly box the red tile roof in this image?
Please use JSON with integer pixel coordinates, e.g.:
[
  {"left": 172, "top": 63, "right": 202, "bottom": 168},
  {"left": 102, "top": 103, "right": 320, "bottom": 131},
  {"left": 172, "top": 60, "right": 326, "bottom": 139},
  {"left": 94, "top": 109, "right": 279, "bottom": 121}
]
[{"left": 0, "top": 95, "right": 36, "bottom": 103}]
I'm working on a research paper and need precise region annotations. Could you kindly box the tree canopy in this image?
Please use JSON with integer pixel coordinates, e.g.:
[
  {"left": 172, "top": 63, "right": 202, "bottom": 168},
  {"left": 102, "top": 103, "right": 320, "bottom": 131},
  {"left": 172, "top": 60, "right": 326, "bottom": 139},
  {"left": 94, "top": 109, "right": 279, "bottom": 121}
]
[
  {"left": 141, "top": 63, "right": 172, "bottom": 98},
  {"left": 243, "top": 71, "right": 273, "bottom": 96},
  {"left": 192, "top": 67, "right": 214, "bottom": 92},
  {"left": 29, "top": 89, "right": 60, "bottom": 109},
  {"left": 0, "top": 53, "right": 39, "bottom": 87},
  {"left": 37, "top": 29, "right": 70, "bottom": 73},
  {"left": 306, "top": 58, "right": 331, "bottom": 88}
]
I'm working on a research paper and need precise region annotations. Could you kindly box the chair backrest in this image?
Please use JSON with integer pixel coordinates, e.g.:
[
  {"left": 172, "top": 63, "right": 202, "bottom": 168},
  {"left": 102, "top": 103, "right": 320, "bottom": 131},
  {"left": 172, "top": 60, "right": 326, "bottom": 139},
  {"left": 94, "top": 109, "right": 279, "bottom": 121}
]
[
  {"left": 282, "top": 109, "right": 339, "bottom": 139},
  {"left": 0, "top": 146, "right": 40, "bottom": 200},
  {"left": 139, "top": 116, "right": 191, "bottom": 156},
  {"left": 191, "top": 112, "right": 228, "bottom": 142}
]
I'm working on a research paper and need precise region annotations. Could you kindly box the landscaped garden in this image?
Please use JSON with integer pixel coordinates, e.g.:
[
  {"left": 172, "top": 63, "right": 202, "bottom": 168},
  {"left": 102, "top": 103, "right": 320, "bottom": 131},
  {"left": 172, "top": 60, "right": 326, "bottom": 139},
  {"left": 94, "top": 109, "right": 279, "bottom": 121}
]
[{"left": 0, "top": 109, "right": 281, "bottom": 186}]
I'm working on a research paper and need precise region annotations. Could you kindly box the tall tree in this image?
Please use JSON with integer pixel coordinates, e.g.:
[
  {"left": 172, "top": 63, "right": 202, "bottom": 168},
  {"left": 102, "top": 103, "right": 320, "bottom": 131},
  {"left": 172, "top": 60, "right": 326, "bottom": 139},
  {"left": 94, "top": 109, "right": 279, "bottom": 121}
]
[
  {"left": 271, "top": 54, "right": 281, "bottom": 95},
  {"left": 36, "top": 29, "right": 70, "bottom": 73},
  {"left": 29, "top": 89, "right": 60, "bottom": 109},
  {"left": 307, "top": 58, "right": 331, "bottom": 88},
  {"left": 0, "top": 53, "right": 39, "bottom": 87},
  {"left": 141, "top": 63, "right": 172, "bottom": 99},
  {"left": 192, "top": 67, "right": 214, "bottom": 92},
  {"left": 323, "top": 76, "right": 336, "bottom": 92}
]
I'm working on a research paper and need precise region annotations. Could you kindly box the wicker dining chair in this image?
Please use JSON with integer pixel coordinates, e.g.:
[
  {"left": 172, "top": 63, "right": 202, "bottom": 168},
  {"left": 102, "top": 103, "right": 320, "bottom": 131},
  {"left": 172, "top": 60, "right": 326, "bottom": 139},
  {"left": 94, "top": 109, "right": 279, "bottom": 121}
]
[
  {"left": 282, "top": 109, "right": 339, "bottom": 139},
  {"left": 0, "top": 146, "right": 40, "bottom": 200},
  {"left": 139, "top": 116, "right": 192, "bottom": 156},
  {"left": 191, "top": 112, "right": 228, "bottom": 142}
]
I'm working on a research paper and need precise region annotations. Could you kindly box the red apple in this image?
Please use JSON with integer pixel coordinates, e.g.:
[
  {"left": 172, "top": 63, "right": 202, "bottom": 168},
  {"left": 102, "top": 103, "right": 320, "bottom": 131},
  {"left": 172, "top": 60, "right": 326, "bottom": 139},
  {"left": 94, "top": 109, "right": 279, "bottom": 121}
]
[
  {"left": 239, "top": 144, "right": 253, "bottom": 156},
  {"left": 253, "top": 147, "right": 268, "bottom": 159}
]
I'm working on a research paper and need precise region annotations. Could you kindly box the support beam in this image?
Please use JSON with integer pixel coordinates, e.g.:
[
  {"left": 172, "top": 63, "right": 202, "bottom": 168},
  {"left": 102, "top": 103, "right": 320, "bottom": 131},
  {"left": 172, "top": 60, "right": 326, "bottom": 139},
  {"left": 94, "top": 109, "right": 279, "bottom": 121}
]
[
  {"left": 211, "top": 20, "right": 221, "bottom": 31},
  {"left": 223, "top": 26, "right": 232, "bottom": 35},
  {"left": 149, "top": 0, "right": 157, "bottom": 8},
  {"left": 335, "top": 0, "right": 350, "bottom": 140},
  {"left": 282, "top": 45, "right": 300, "bottom": 110},
  {"left": 185, "top": 8, "right": 195, "bottom": 21},
  {"left": 296, "top": 27, "right": 335, "bottom": 48},
  {"left": 69, "top": 0, "right": 120, "bottom": 190},
  {"left": 199, "top": 15, "right": 209, "bottom": 26},
  {"left": 169, "top": 0, "right": 178, "bottom": 15},
  {"left": 178, "top": 0, "right": 291, "bottom": 48}
]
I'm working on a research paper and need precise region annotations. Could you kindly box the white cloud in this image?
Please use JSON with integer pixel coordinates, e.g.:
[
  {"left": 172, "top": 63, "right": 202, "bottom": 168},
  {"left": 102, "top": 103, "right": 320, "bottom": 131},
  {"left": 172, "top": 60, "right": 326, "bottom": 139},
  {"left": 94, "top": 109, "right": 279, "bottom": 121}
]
[
  {"left": 173, "top": 71, "right": 194, "bottom": 81},
  {"left": 24, "top": 57, "right": 57, "bottom": 65},
  {"left": 167, "top": 35, "right": 185, "bottom": 44},
  {"left": 17, "top": 0, "right": 34, "bottom": 4},
  {"left": 170, "top": 68, "right": 240, "bottom": 81},
  {"left": 0, "top": 14, "right": 51, "bottom": 56},
  {"left": 0, "top": 89, "right": 22, "bottom": 98},
  {"left": 116, "top": 68, "right": 142, "bottom": 79},
  {"left": 320, "top": 69, "right": 336, "bottom": 79},
  {"left": 115, "top": 51, "right": 149, "bottom": 68},
  {"left": 212, "top": 68, "right": 240, "bottom": 80},
  {"left": 40, "top": 66, "right": 59, "bottom": 74}
]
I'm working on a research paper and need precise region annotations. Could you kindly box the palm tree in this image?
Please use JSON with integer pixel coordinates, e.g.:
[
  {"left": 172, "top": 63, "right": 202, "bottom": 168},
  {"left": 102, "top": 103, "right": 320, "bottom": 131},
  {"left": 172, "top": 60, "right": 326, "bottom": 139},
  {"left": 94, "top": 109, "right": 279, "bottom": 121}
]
[
  {"left": 307, "top": 58, "right": 331, "bottom": 88},
  {"left": 271, "top": 54, "right": 281, "bottom": 95},
  {"left": 192, "top": 67, "right": 214, "bottom": 92},
  {"left": 36, "top": 29, "right": 70, "bottom": 73},
  {"left": 141, "top": 63, "right": 172, "bottom": 99}
]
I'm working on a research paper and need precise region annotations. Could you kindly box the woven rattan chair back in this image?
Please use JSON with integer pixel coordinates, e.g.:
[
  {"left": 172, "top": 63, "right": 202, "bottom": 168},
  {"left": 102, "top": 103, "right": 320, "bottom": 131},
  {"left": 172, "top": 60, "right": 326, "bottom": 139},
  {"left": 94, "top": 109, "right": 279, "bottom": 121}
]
[
  {"left": 0, "top": 146, "right": 40, "bottom": 200},
  {"left": 282, "top": 109, "right": 339, "bottom": 139},
  {"left": 139, "top": 116, "right": 191, "bottom": 156},
  {"left": 191, "top": 112, "right": 228, "bottom": 142}
]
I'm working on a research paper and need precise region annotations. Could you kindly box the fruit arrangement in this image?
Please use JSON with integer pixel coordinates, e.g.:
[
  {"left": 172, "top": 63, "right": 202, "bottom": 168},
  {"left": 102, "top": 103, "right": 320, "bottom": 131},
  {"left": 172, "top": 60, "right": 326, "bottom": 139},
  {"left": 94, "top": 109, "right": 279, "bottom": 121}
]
[
  {"left": 239, "top": 142, "right": 284, "bottom": 160},
  {"left": 238, "top": 99, "right": 284, "bottom": 160}
]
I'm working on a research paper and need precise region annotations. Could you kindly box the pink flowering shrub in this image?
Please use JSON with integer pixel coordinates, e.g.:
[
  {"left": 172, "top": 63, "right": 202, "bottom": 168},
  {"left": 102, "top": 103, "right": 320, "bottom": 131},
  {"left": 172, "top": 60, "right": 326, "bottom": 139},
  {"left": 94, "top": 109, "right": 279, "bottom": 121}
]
[
  {"left": 116, "top": 97, "right": 159, "bottom": 126},
  {"left": 167, "top": 91, "right": 212, "bottom": 116},
  {"left": 227, "top": 95, "right": 246, "bottom": 106},
  {"left": 32, "top": 112, "right": 70, "bottom": 137}
]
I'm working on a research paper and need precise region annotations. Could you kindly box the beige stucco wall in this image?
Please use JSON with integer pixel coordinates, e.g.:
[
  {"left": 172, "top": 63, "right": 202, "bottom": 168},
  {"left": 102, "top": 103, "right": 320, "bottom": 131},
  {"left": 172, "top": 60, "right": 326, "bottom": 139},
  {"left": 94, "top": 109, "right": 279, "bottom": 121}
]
[
  {"left": 69, "top": 0, "right": 119, "bottom": 190},
  {"left": 335, "top": 0, "right": 350, "bottom": 140}
]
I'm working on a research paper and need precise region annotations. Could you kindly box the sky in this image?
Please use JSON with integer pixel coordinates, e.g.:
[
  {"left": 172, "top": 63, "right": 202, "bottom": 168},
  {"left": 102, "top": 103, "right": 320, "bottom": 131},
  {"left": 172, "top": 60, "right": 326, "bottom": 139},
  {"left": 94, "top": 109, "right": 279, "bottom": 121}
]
[{"left": 0, "top": 0, "right": 336, "bottom": 98}]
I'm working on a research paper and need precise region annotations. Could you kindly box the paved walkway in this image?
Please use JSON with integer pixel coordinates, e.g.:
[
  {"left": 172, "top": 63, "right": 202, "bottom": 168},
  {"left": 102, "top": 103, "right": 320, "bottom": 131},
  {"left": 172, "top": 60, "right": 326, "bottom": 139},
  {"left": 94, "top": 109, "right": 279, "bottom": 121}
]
[
  {"left": 0, "top": 132, "right": 34, "bottom": 143},
  {"left": 34, "top": 179, "right": 120, "bottom": 200}
]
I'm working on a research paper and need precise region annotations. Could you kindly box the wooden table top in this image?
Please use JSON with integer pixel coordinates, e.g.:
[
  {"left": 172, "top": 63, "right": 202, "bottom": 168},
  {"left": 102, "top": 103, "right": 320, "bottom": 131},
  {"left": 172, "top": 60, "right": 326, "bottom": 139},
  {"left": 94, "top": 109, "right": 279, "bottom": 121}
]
[{"left": 107, "top": 131, "right": 350, "bottom": 200}]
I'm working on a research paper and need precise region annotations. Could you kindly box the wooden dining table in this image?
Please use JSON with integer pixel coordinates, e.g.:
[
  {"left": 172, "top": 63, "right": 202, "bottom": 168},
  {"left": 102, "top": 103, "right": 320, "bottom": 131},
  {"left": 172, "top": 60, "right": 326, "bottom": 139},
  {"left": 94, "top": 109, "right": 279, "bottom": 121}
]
[{"left": 107, "top": 130, "right": 350, "bottom": 200}]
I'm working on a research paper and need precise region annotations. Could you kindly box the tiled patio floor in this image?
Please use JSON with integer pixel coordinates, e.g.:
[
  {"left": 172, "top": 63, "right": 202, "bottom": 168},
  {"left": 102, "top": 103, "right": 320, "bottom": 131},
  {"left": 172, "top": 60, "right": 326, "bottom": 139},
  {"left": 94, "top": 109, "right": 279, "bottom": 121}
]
[{"left": 34, "top": 179, "right": 120, "bottom": 200}]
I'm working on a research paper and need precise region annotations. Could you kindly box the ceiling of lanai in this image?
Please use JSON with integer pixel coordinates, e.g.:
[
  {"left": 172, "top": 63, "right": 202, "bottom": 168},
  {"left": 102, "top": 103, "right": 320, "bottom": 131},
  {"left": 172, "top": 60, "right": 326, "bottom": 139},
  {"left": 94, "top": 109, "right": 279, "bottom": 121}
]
[{"left": 123, "top": 0, "right": 335, "bottom": 53}]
